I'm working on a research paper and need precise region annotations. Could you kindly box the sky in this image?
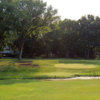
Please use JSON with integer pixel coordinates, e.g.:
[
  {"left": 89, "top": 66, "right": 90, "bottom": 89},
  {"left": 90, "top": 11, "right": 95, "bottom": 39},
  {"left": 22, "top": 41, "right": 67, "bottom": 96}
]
[{"left": 43, "top": 0, "right": 100, "bottom": 20}]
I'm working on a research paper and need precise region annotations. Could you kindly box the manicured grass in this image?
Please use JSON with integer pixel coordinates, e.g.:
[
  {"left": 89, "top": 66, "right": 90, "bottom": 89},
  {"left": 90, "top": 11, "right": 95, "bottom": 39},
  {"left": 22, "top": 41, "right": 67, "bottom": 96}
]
[
  {"left": 0, "top": 59, "right": 100, "bottom": 79},
  {"left": 55, "top": 64, "right": 96, "bottom": 69},
  {"left": 0, "top": 59, "right": 100, "bottom": 100},
  {"left": 0, "top": 79, "right": 100, "bottom": 100}
]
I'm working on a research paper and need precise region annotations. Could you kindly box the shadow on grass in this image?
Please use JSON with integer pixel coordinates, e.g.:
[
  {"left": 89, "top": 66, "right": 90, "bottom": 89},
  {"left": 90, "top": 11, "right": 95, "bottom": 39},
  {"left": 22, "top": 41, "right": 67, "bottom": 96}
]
[
  {"left": 0, "top": 75, "right": 57, "bottom": 85},
  {"left": 0, "top": 79, "right": 40, "bottom": 85}
]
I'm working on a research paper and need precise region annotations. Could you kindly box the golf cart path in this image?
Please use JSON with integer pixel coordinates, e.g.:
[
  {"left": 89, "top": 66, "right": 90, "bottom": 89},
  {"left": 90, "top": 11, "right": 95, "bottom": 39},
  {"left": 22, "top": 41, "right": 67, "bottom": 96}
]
[{"left": 44, "top": 77, "right": 100, "bottom": 81}]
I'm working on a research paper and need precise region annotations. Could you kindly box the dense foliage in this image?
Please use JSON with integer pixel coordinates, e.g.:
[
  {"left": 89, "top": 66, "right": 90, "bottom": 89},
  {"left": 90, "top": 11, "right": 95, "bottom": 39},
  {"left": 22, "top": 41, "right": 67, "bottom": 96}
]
[{"left": 24, "top": 15, "right": 100, "bottom": 59}]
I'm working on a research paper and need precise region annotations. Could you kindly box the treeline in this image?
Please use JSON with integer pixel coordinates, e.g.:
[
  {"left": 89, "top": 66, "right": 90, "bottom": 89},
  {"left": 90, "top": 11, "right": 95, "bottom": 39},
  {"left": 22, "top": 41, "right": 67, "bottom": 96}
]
[
  {"left": 0, "top": 0, "right": 100, "bottom": 59},
  {"left": 23, "top": 15, "right": 100, "bottom": 59}
]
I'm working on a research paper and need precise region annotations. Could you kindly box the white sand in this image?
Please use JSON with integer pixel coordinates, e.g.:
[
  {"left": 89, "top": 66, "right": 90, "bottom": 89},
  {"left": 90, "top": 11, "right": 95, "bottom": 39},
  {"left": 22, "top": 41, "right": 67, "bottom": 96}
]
[{"left": 44, "top": 77, "right": 100, "bottom": 81}]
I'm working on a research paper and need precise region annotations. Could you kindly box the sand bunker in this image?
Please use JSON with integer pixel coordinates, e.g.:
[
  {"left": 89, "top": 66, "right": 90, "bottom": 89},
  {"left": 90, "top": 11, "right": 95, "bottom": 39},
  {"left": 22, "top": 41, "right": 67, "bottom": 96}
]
[{"left": 45, "top": 77, "right": 100, "bottom": 81}]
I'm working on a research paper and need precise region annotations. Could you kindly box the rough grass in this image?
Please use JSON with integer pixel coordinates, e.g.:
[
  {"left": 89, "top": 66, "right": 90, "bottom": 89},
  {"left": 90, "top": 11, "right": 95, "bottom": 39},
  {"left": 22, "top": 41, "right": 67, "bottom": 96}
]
[
  {"left": 0, "top": 79, "right": 100, "bottom": 100},
  {"left": 0, "top": 59, "right": 100, "bottom": 79}
]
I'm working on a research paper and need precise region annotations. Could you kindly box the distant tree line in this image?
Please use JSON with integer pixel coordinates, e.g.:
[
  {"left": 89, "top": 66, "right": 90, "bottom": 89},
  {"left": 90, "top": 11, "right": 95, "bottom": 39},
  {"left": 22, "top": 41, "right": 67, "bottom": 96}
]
[
  {"left": 0, "top": 0, "right": 100, "bottom": 59},
  {"left": 42, "top": 15, "right": 100, "bottom": 59}
]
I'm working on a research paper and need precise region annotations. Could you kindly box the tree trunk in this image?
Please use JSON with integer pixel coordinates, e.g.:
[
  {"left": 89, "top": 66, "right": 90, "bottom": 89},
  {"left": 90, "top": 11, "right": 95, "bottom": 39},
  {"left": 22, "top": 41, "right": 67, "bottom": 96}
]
[{"left": 18, "top": 42, "right": 24, "bottom": 60}]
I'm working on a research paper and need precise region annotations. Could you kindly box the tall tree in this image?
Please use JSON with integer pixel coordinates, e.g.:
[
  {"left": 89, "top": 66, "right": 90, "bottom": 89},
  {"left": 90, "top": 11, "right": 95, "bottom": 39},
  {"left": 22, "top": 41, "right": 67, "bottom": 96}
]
[
  {"left": 11, "top": 0, "right": 59, "bottom": 60},
  {"left": 59, "top": 19, "right": 79, "bottom": 58},
  {"left": 0, "top": 0, "right": 16, "bottom": 50}
]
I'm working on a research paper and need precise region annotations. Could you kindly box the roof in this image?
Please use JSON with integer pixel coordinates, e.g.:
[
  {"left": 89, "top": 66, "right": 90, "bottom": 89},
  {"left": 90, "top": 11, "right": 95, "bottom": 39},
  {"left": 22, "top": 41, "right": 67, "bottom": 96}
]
[{"left": 0, "top": 46, "right": 13, "bottom": 54}]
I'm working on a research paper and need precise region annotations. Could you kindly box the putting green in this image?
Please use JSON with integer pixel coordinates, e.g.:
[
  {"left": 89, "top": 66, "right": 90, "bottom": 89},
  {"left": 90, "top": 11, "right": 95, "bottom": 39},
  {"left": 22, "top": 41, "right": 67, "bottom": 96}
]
[{"left": 55, "top": 64, "right": 97, "bottom": 69}]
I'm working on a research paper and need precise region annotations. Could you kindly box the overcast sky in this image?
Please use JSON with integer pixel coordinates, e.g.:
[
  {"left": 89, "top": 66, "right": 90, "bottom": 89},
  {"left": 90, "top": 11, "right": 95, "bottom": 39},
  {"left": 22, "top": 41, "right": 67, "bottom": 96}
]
[{"left": 43, "top": 0, "right": 100, "bottom": 20}]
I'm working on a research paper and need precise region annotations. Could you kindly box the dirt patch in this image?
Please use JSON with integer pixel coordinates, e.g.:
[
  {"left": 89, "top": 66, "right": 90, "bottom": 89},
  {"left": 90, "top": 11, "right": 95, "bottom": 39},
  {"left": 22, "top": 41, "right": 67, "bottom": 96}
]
[
  {"left": 32, "top": 64, "right": 40, "bottom": 67},
  {"left": 17, "top": 61, "right": 32, "bottom": 67},
  {"left": 20, "top": 64, "right": 32, "bottom": 66},
  {"left": 17, "top": 61, "right": 39, "bottom": 67},
  {"left": 20, "top": 64, "right": 39, "bottom": 67},
  {"left": 17, "top": 61, "right": 32, "bottom": 63}
]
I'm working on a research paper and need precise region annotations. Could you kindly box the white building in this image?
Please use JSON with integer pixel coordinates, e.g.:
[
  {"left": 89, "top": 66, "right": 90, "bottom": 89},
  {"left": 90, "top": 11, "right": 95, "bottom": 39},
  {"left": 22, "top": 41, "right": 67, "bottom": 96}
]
[{"left": 0, "top": 46, "right": 14, "bottom": 56}]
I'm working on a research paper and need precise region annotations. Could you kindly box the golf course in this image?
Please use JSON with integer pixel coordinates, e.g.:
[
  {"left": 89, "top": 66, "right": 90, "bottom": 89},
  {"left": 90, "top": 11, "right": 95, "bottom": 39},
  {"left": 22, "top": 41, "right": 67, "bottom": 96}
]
[
  {"left": 1, "top": 0, "right": 100, "bottom": 99},
  {"left": 0, "top": 59, "right": 100, "bottom": 79},
  {"left": 0, "top": 59, "right": 100, "bottom": 100}
]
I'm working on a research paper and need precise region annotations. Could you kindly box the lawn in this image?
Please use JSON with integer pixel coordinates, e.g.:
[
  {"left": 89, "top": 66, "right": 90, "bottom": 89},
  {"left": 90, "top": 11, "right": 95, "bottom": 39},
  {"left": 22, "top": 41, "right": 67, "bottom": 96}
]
[
  {"left": 0, "top": 59, "right": 100, "bottom": 79},
  {"left": 0, "top": 59, "right": 100, "bottom": 100},
  {"left": 0, "top": 79, "right": 100, "bottom": 100}
]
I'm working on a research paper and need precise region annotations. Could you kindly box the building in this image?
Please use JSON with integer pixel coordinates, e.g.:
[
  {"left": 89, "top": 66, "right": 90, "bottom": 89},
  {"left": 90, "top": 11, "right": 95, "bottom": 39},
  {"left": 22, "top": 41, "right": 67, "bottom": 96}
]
[{"left": 0, "top": 46, "right": 14, "bottom": 57}]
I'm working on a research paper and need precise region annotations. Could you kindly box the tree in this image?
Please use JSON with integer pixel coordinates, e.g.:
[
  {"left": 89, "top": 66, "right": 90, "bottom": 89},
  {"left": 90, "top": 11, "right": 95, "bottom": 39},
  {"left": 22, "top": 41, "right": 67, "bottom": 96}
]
[
  {"left": 78, "top": 15, "right": 96, "bottom": 58},
  {"left": 58, "top": 19, "right": 79, "bottom": 58},
  {"left": 10, "top": 0, "right": 59, "bottom": 60},
  {"left": 0, "top": 0, "right": 16, "bottom": 50}
]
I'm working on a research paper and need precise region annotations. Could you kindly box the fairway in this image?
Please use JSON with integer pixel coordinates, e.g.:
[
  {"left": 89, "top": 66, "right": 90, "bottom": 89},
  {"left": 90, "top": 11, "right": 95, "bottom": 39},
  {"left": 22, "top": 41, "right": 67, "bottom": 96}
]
[
  {"left": 0, "top": 59, "right": 100, "bottom": 79},
  {"left": 0, "top": 59, "right": 100, "bottom": 100},
  {"left": 0, "top": 79, "right": 100, "bottom": 100}
]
